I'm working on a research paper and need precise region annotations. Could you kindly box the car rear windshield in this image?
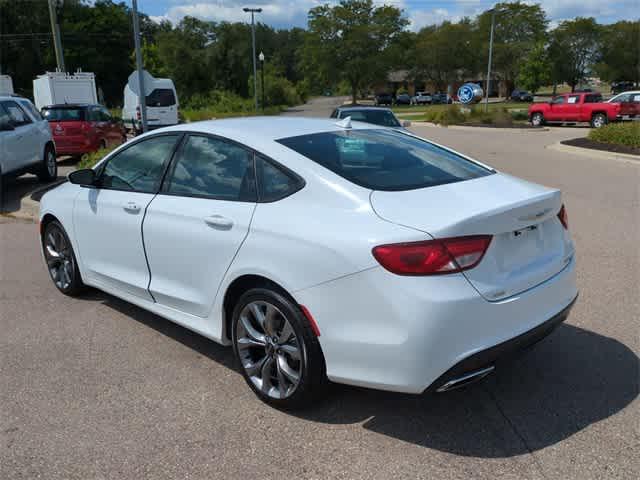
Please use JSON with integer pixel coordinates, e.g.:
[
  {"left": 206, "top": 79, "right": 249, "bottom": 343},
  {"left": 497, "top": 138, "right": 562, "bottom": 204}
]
[
  {"left": 277, "top": 129, "right": 493, "bottom": 191},
  {"left": 146, "top": 88, "right": 176, "bottom": 107},
  {"left": 42, "top": 107, "right": 86, "bottom": 121},
  {"left": 341, "top": 110, "right": 400, "bottom": 127}
]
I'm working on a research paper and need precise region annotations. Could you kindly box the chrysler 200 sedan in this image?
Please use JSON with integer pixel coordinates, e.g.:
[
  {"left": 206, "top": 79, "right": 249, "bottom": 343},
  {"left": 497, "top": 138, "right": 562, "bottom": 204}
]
[{"left": 39, "top": 117, "right": 578, "bottom": 408}]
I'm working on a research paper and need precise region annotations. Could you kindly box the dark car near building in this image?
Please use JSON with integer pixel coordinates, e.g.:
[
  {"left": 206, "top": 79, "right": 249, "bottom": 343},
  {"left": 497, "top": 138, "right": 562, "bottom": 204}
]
[
  {"left": 510, "top": 89, "right": 534, "bottom": 102},
  {"left": 394, "top": 93, "right": 411, "bottom": 105},
  {"left": 375, "top": 93, "right": 393, "bottom": 106}
]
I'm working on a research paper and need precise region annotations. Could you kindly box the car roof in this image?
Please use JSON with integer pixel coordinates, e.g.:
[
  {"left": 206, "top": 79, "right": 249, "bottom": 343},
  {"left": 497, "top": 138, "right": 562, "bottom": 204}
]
[
  {"left": 0, "top": 94, "right": 28, "bottom": 101},
  {"left": 337, "top": 106, "right": 393, "bottom": 112},
  {"left": 158, "top": 116, "right": 385, "bottom": 143},
  {"left": 43, "top": 103, "right": 95, "bottom": 108}
]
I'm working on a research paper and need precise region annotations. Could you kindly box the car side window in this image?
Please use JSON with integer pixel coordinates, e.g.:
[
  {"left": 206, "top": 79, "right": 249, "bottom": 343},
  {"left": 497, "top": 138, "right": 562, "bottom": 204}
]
[
  {"left": 87, "top": 107, "right": 100, "bottom": 122},
  {"left": 18, "top": 100, "right": 43, "bottom": 121},
  {"left": 164, "top": 135, "right": 256, "bottom": 202},
  {"left": 100, "top": 107, "right": 112, "bottom": 121},
  {"left": 256, "top": 155, "right": 303, "bottom": 202},
  {"left": 551, "top": 96, "right": 565, "bottom": 105},
  {"left": 0, "top": 100, "right": 32, "bottom": 127},
  {"left": 567, "top": 95, "right": 580, "bottom": 104},
  {"left": 98, "top": 134, "right": 179, "bottom": 192}
]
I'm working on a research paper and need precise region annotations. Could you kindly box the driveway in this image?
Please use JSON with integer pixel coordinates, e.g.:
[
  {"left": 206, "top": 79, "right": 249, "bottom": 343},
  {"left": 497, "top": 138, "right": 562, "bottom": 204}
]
[{"left": 1, "top": 110, "right": 638, "bottom": 479}]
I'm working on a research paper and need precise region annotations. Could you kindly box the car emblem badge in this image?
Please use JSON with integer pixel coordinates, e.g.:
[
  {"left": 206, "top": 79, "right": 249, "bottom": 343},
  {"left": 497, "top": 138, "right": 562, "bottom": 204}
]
[{"left": 518, "top": 208, "right": 552, "bottom": 222}]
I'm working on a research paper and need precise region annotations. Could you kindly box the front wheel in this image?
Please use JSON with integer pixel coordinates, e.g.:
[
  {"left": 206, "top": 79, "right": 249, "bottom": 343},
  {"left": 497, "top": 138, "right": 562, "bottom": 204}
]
[
  {"left": 42, "top": 221, "right": 86, "bottom": 296},
  {"left": 231, "top": 288, "right": 327, "bottom": 409},
  {"left": 37, "top": 146, "right": 57, "bottom": 182},
  {"left": 591, "top": 113, "right": 607, "bottom": 128},
  {"left": 531, "top": 112, "right": 545, "bottom": 127}
]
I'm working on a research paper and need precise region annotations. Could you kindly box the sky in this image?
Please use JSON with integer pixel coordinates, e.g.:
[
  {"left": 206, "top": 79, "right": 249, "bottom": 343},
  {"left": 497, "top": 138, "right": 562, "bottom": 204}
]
[{"left": 134, "top": 0, "right": 639, "bottom": 30}]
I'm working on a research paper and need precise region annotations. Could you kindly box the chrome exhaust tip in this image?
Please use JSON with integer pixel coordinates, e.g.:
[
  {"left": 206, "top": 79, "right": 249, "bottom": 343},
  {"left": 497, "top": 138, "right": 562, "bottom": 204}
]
[{"left": 436, "top": 365, "right": 495, "bottom": 393}]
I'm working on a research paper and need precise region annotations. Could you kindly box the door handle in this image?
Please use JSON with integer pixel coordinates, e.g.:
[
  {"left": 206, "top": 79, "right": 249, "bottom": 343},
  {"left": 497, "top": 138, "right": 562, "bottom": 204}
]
[
  {"left": 123, "top": 201, "right": 141, "bottom": 214},
  {"left": 204, "top": 215, "right": 233, "bottom": 230}
]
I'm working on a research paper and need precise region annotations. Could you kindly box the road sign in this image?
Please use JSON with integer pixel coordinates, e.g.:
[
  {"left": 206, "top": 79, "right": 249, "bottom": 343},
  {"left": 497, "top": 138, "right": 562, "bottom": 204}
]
[{"left": 127, "top": 69, "right": 154, "bottom": 96}]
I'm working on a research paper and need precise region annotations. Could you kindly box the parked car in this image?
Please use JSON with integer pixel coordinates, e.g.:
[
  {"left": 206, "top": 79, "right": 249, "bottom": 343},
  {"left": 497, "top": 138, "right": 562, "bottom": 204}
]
[
  {"left": 374, "top": 92, "right": 393, "bottom": 106},
  {"left": 431, "top": 92, "right": 452, "bottom": 104},
  {"left": 40, "top": 117, "right": 577, "bottom": 408},
  {"left": 607, "top": 91, "right": 640, "bottom": 120},
  {"left": 0, "top": 95, "right": 57, "bottom": 184},
  {"left": 330, "top": 106, "right": 410, "bottom": 130},
  {"left": 123, "top": 76, "right": 179, "bottom": 134},
  {"left": 42, "top": 104, "right": 126, "bottom": 159},
  {"left": 510, "top": 89, "right": 534, "bottom": 102},
  {"left": 528, "top": 92, "right": 624, "bottom": 128},
  {"left": 611, "top": 81, "right": 635, "bottom": 95},
  {"left": 411, "top": 92, "right": 432, "bottom": 105},
  {"left": 394, "top": 93, "right": 411, "bottom": 105}
]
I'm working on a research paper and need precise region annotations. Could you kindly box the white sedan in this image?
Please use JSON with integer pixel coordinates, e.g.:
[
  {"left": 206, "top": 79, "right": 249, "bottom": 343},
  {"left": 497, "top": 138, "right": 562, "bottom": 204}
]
[{"left": 39, "top": 117, "right": 578, "bottom": 408}]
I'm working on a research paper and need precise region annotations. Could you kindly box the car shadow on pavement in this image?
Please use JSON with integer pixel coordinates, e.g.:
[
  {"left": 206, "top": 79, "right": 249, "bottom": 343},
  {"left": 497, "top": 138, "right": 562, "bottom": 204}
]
[{"left": 95, "top": 292, "right": 638, "bottom": 458}]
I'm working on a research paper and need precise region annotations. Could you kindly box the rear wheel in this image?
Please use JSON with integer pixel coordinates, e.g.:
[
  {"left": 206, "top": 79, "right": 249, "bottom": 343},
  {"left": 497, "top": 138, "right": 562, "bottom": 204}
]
[
  {"left": 36, "top": 146, "right": 57, "bottom": 182},
  {"left": 531, "top": 112, "right": 544, "bottom": 127},
  {"left": 590, "top": 113, "right": 607, "bottom": 128},
  {"left": 42, "top": 221, "right": 86, "bottom": 296},
  {"left": 231, "top": 288, "right": 327, "bottom": 409}
]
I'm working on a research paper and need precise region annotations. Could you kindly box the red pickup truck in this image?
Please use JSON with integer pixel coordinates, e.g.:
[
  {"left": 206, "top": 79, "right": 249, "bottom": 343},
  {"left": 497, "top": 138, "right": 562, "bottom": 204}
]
[{"left": 528, "top": 92, "right": 636, "bottom": 128}]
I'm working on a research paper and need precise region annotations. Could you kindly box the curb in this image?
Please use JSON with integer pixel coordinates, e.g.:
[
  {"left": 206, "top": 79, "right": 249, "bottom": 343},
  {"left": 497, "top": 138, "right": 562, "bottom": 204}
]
[
  {"left": 409, "top": 121, "right": 549, "bottom": 132},
  {"left": 546, "top": 142, "right": 639, "bottom": 163}
]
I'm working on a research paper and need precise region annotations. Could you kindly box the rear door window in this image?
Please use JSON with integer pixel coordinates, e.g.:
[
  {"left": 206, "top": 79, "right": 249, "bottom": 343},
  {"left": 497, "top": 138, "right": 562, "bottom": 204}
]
[
  {"left": 146, "top": 89, "right": 176, "bottom": 107},
  {"left": 277, "top": 129, "right": 492, "bottom": 191}
]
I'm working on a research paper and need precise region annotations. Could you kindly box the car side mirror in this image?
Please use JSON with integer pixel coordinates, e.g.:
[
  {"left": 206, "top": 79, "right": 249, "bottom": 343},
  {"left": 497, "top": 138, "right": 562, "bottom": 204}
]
[
  {"left": 68, "top": 168, "right": 97, "bottom": 187},
  {"left": 0, "top": 118, "right": 15, "bottom": 131},
  {"left": 402, "top": 120, "right": 412, "bottom": 127}
]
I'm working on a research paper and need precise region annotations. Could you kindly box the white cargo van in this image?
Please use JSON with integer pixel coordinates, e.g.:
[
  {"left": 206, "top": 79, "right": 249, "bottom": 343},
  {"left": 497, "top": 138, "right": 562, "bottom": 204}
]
[
  {"left": 0, "top": 75, "right": 14, "bottom": 95},
  {"left": 33, "top": 71, "right": 98, "bottom": 110},
  {"left": 123, "top": 73, "right": 179, "bottom": 133}
]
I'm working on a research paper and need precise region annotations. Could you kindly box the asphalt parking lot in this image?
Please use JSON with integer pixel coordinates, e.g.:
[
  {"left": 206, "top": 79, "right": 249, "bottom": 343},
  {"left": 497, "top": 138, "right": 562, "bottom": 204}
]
[{"left": 1, "top": 100, "right": 638, "bottom": 479}]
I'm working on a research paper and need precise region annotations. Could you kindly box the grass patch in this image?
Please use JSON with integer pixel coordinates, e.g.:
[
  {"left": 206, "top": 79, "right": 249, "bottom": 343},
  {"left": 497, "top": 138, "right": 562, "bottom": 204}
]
[
  {"left": 77, "top": 146, "right": 116, "bottom": 170},
  {"left": 588, "top": 122, "right": 640, "bottom": 148},
  {"left": 398, "top": 104, "right": 531, "bottom": 127},
  {"left": 181, "top": 105, "right": 287, "bottom": 122}
]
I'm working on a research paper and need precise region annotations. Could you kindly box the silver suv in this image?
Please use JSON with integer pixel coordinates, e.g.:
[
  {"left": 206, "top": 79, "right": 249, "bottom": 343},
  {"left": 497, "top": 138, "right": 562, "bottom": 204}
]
[{"left": 0, "top": 95, "right": 57, "bottom": 183}]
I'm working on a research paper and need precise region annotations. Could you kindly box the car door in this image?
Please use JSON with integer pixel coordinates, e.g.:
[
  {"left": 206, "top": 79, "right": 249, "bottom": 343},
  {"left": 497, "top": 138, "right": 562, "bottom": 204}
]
[
  {"left": 546, "top": 96, "right": 566, "bottom": 121},
  {"left": 0, "top": 100, "right": 39, "bottom": 172},
  {"left": 143, "top": 134, "right": 257, "bottom": 317},
  {"left": 563, "top": 94, "right": 581, "bottom": 121},
  {"left": 72, "top": 133, "right": 181, "bottom": 300},
  {"left": 88, "top": 106, "right": 107, "bottom": 146},
  {"left": 98, "top": 106, "right": 119, "bottom": 146}
]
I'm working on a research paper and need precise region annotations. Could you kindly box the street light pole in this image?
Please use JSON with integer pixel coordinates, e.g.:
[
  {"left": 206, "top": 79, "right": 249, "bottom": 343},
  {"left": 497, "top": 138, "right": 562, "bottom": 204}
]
[
  {"left": 484, "top": 8, "right": 496, "bottom": 112},
  {"left": 243, "top": 7, "right": 262, "bottom": 112},
  {"left": 259, "top": 51, "right": 265, "bottom": 111},
  {"left": 132, "top": 0, "right": 147, "bottom": 133},
  {"left": 47, "top": 0, "right": 66, "bottom": 72}
]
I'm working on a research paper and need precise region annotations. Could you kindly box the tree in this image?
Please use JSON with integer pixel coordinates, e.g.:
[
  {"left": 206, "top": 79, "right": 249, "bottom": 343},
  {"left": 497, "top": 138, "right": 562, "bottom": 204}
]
[
  {"left": 516, "top": 42, "right": 551, "bottom": 94},
  {"left": 413, "top": 20, "right": 476, "bottom": 92},
  {"left": 302, "top": 0, "right": 408, "bottom": 104},
  {"left": 475, "top": 2, "right": 548, "bottom": 94},
  {"left": 549, "top": 17, "right": 601, "bottom": 92},
  {"left": 595, "top": 21, "right": 640, "bottom": 85}
]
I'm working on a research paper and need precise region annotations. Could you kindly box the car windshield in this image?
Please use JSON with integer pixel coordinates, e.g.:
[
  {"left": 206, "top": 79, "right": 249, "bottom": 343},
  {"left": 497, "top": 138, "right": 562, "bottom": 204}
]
[
  {"left": 341, "top": 109, "right": 400, "bottom": 127},
  {"left": 42, "top": 107, "right": 86, "bottom": 121},
  {"left": 277, "top": 129, "right": 493, "bottom": 191}
]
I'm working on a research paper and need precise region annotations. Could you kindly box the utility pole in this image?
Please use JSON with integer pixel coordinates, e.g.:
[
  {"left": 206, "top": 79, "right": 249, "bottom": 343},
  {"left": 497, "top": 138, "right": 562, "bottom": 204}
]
[
  {"left": 259, "top": 52, "right": 265, "bottom": 111},
  {"left": 484, "top": 8, "right": 496, "bottom": 112},
  {"left": 243, "top": 7, "right": 262, "bottom": 112},
  {"left": 132, "top": 0, "right": 147, "bottom": 133},
  {"left": 48, "top": 0, "right": 66, "bottom": 72}
]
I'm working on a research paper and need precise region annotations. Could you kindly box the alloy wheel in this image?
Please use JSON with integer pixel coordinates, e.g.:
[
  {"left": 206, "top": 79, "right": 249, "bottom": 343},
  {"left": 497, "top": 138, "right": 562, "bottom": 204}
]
[
  {"left": 46, "top": 150, "right": 57, "bottom": 178},
  {"left": 44, "top": 227, "right": 74, "bottom": 290},
  {"left": 236, "top": 300, "right": 303, "bottom": 399}
]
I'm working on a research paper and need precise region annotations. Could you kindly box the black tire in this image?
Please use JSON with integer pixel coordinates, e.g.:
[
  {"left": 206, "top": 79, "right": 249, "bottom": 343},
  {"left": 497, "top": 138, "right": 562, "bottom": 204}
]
[
  {"left": 37, "top": 145, "right": 57, "bottom": 182},
  {"left": 590, "top": 113, "right": 607, "bottom": 129},
  {"left": 231, "top": 287, "right": 327, "bottom": 409},
  {"left": 531, "top": 112, "right": 545, "bottom": 127},
  {"left": 42, "top": 220, "right": 86, "bottom": 296}
]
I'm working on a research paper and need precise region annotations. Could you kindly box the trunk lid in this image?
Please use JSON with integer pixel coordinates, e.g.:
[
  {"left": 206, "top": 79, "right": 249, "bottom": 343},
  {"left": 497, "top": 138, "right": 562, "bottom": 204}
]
[{"left": 370, "top": 173, "right": 574, "bottom": 301}]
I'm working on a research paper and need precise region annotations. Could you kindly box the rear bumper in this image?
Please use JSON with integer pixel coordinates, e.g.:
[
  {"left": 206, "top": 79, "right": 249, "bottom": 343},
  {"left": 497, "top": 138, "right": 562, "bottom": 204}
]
[
  {"left": 428, "top": 294, "right": 577, "bottom": 392},
  {"left": 296, "top": 255, "right": 578, "bottom": 394}
]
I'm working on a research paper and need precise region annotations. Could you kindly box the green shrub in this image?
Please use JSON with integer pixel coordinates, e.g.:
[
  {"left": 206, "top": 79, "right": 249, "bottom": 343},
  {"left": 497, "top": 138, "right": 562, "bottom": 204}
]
[
  {"left": 510, "top": 109, "right": 529, "bottom": 121},
  {"left": 77, "top": 146, "right": 116, "bottom": 170},
  {"left": 588, "top": 122, "right": 640, "bottom": 148},
  {"left": 468, "top": 107, "right": 513, "bottom": 127},
  {"left": 432, "top": 106, "right": 466, "bottom": 126}
]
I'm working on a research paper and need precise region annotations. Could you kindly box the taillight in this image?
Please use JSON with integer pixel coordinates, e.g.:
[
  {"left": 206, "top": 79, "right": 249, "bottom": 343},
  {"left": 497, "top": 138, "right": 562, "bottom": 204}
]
[
  {"left": 372, "top": 235, "right": 492, "bottom": 276},
  {"left": 558, "top": 204, "right": 569, "bottom": 229}
]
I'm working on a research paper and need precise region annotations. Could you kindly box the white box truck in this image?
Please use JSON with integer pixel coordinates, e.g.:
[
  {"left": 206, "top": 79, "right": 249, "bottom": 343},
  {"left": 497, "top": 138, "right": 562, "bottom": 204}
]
[
  {"left": 0, "top": 75, "right": 14, "bottom": 95},
  {"left": 33, "top": 71, "right": 98, "bottom": 110},
  {"left": 123, "top": 70, "right": 179, "bottom": 133}
]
